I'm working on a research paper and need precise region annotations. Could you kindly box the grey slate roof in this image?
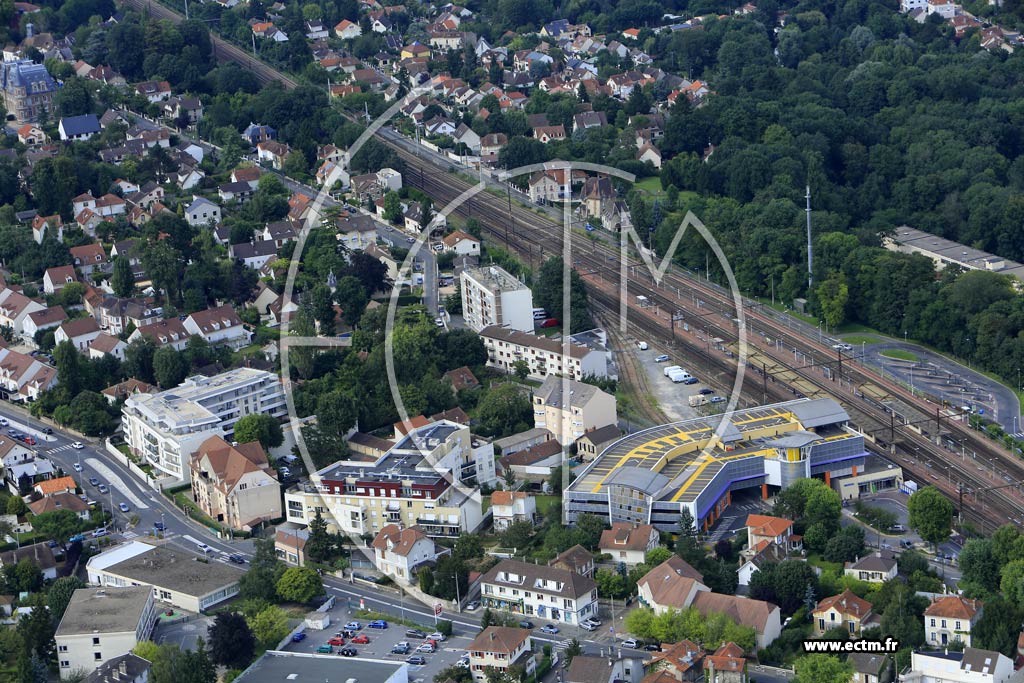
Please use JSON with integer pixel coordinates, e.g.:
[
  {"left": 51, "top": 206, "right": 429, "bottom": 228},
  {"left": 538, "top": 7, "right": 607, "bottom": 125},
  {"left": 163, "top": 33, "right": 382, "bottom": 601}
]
[
  {"left": 59, "top": 114, "right": 101, "bottom": 136},
  {"left": 790, "top": 398, "right": 850, "bottom": 428}
]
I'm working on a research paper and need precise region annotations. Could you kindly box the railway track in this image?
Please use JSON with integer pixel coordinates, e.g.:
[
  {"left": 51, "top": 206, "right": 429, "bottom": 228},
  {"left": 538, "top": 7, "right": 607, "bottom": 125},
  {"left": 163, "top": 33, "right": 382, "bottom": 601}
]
[
  {"left": 403, "top": 162, "right": 1023, "bottom": 532},
  {"left": 116, "top": 0, "right": 1023, "bottom": 530}
]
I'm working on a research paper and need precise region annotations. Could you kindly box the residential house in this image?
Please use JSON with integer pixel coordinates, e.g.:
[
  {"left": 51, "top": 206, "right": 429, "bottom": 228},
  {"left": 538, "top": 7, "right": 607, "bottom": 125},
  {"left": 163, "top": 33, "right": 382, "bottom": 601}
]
[
  {"left": 230, "top": 240, "right": 280, "bottom": 270},
  {"left": 242, "top": 123, "right": 276, "bottom": 147},
  {"left": 499, "top": 439, "right": 562, "bottom": 484},
  {"left": 480, "top": 326, "right": 608, "bottom": 381},
  {"left": 844, "top": 552, "right": 898, "bottom": 583},
  {"left": 59, "top": 114, "right": 101, "bottom": 141},
  {"left": 637, "top": 143, "right": 662, "bottom": 168},
  {"left": 925, "top": 596, "right": 983, "bottom": 648},
  {"left": 129, "top": 319, "right": 192, "bottom": 351},
  {"left": 646, "top": 640, "right": 705, "bottom": 682},
  {"left": 567, "top": 654, "right": 646, "bottom": 683},
  {"left": 33, "top": 475, "right": 76, "bottom": 498},
  {"left": 189, "top": 436, "right": 281, "bottom": 531},
  {"left": 598, "top": 522, "right": 660, "bottom": 566},
  {"left": 89, "top": 334, "right": 128, "bottom": 361},
  {"left": 184, "top": 197, "right": 221, "bottom": 227},
  {"left": 29, "top": 491, "right": 89, "bottom": 519},
  {"left": 89, "top": 296, "right": 160, "bottom": 336},
  {"left": 575, "top": 424, "right": 620, "bottom": 461},
  {"left": 55, "top": 318, "right": 101, "bottom": 352},
  {"left": 467, "top": 627, "right": 534, "bottom": 683},
  {"left": 453, "top": 123, "right": 481, "bottom": 152},
  {"left": 534, "top": 124, "right": 566, "bottom": 144},
  {"left": 183, "top": 305, "right": 249, "bottom": 350},
  {"left": 32, "top": 214, "right": 63, "bottom": 244},
  {"left": 1, "top": 60, "right": 57, "bottom": 122},
  {"left": 231, "top": 166, "right": 262, "bottom": 189},
  {"left": 24, "top": 307, "right": 67, "bottom": 342},
  {"left": 533, "top": 376, "right": 617, "bottom": 445},
  {"left": 257, "top": 141, "right": 291, "bottom": 170},
  {"left": 480, "top": 559, "right": 598, "bottom": 625},
  {"left": 0, "top": 348, "right": 57, "bottom": 402},
  {"left": 135, "top": 80, "right": 171, "bottom": 103},
  {"left": 100, "top": 378, "right": 156, "bottom": 405},
  {"left": 0, "top": 543, "right": 56, "bottom": 580},
  {"left": 736, "top": 541, "right": 787, "bottom": 588},
  {"left": 304, "top": 20, "right": 328, "bottom": 39},
  {"left": 813, "top": 589, "right": 879, "bottom": 638},
  {"left": 582, "top": 176, "right": 614, "bottom": 217},
  {"left": 572, "top": 110, "right": 607, "bottom": 133},
  {"left": 219, "top": 181, "right": 254, "bottom": 204},
  {"left": 704, "top": 642, "right": 747, "bottom": 683},
  {"left": 0, "top": 288, "right": 46, "bottom": 337},
  {"left": 550, "top": 545, "right": 594, "bottom": 578},
  {"left": 274, "top": 528, "right": 308, "bottom": 565},
  {"left": 17, "top": 123, "right": 46, "bottom": 145},
  {"left": 70, "top": 243, "right": 109, "bottom": 277},
  {"left": 371, "top": 524, "right": 437, "bottom": 583},
  {"left": 43, "top": 265, "right": 77, "bottom": 294},
  {"left": 490, "top": 491, "right": 536, "bottom": 531},
  {"left": 442, "top": 230, "right": 480, "bottom": 255},
  {"left": 849, "top": 653, "right": 894, "bottom": 683},
  {"left": 527, "top": 168, "right": 584, "bottom": 203},
  {"left": 637, "top": 557, "right": 708, "bottom": 615},
  {"left": 162, "top": 96, "right": 203, "bottom": 125},
  {"left": 80, "top": 653, "right": 152, "bottom": 683},
  {"left": 335, "top": 19, "right": 362, "bottom": 38},
  {"left": 744, "top": 514, "right": 802, "bottom": 556},
  {"left": 690, "top": 592, "right": 782, "bottom": 650},
  {"left": 335, "top": 213, "right": 378, "bottom": 251}
]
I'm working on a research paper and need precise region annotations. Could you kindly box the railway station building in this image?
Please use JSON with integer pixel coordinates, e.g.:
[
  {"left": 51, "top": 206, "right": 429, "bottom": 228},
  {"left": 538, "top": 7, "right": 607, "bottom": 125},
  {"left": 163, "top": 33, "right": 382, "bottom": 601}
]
[{"left": 564, "top": 398, "right": 866, "bottom": 533}]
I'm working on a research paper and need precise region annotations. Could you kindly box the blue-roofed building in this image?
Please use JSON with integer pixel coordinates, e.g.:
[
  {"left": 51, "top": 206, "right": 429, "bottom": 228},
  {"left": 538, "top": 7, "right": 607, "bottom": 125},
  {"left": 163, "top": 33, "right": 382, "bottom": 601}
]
[
  {"left": 242, "top": 122, "right": 276, "bottom": 147},
  {"left": 58, "top": 114, "right": 101, "bottom": 141},
  {"left": 1, "top": 59, "right": 57, "bottom": 122}
]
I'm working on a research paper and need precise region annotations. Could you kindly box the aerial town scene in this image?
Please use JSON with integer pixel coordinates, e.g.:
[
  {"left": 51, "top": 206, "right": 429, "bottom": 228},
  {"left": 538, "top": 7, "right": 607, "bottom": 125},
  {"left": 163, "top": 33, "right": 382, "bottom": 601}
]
[{"left": 1, "top": 0, "right": 1024, "bottom": 681}]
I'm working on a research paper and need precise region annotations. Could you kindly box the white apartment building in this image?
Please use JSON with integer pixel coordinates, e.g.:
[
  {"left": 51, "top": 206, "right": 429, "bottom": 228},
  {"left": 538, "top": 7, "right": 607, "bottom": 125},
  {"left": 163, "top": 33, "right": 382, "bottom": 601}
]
[
  {"left": 467, "top": 627, "right": 534, "bottom": 683},
  {"left": 122, "top": 368, "right": 286, "bottom": 481},
  {"left": 480, "top": 326, "right": 607, "bottom": 380},
  {"left": 460, "top": 266, "right": 534, "bottom": 333},
  {"left": 480, "top": 559, "right": 599, "bottom": 625},
  {"left": 904, "top": 648, "right": 1013, "bottom": 683},
  {"left": 55, "top": 587, "right": 156, "bottom": 679},
  {"left": 285, "top": 421, "right": 488, "bottom": 539},
  {"left": 533, "top": 376, "right": 617, "bottom": 445}
]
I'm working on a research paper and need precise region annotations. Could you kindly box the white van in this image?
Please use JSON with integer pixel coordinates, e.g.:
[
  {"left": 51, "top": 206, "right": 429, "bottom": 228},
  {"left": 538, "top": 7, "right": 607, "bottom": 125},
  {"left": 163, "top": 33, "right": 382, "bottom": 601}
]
[
  {"left": 669, "top": 369, "right": 693, "bottom": 383},
  {"left": 637, "top": 341, "right": 649, "bottom": 350},
  {"left": 664, "top": 365, "right": 683, "bottom": 377}
]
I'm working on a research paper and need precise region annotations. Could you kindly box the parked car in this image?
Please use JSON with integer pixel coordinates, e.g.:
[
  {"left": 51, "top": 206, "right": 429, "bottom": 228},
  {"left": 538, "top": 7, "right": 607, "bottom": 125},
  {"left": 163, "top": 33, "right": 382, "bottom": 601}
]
[
  {"left": 405, "top": 629, "right": 425, "bottom": 638},
  {"left": 654, "top": 354, "right": 670, "bottom": 362},
  {"left": 643, "top": 644, "right": 662, "bottom": 652},
  {"left": 465, "top": 600, "right": 480, "bottom": 611},
  {"left": 518, "top": 620, "right": 534, "bottom": 629},
  {"left": 709, "top": 396, "right": 726, "bottom": 403},
  {"left": 539, "top": 318, "right": 560, "bottom": 328},
  {"left": 637, "top": 341, "right": 649, "bottom": 350},
  {"left": 350, "top": 634, "right": 369, "bottom": 644},
  {"left": 88, "top": 477, "right": 100, "bottom": 486},
  {"left": 390, "top": 644, "right": 410, "bottom": 655},
  {"left": 415, "top": 643, "right": 435, "bottom": 654},
  {"left": 698, "top": 388, "right": 714, "bottom": 395},
  {"left": 621, "top": 639, "right": 640, "bottom": 649},
  {"left": 97, "top": 484, "right": 109, "bottom": 494},
  {"left": 345, "top": 622, "right": 362, "bottom": 631},
  {"left": 426, "top": 632, "right": 445, "bottom": 642},
  {"left": 291, "top": 632, "right": 307, "bottom": 642},
  {"left": 406, "top": 656, "right": 426, "bottom": 666},
  {"left": 327, "top": 637, "right": 345, "bottom": 646},
  {"left": 316, "top": 645, "right": 332, "bottom": 654},
  {"left": 580, "top": 622, "right": 597, "bottom": 631},
  {"left": 582, "top": 617, "right": 602, "bottom": 627},
  {"left": 368, "top": 620, "right": 388, "bottom": 629},
  {"left": 540, "top": 624, "right": 559, "bottom": 634},
  {"left": 338, "top": 647, "right": 357, "bottom": 657},
  {"left": 68, "top": 534, "right": 85, "bottom": 544},
  {"left": 91, "top": 527, "right": 108, "bottom": 538}
]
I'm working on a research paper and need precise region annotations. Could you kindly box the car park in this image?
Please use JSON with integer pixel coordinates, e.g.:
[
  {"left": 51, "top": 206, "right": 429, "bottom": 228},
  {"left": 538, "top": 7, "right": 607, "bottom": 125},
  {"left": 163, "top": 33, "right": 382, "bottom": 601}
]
[
  {"left": 339, "top": 648, "right": 357, "bottom": 657},
  {"left": 621, "top": 639, "right": 640, "bottom": 649},
  {"left": 655, "top": 354, "right": 670, "bottom": 362},
  {"left": 683, "top": 376, "right": 699, "bottom": 385},
  {"left": 368, "top": 620, "right": 388, "bottom": 629},
  {"left": 540, "top": 624, "right": 559, "bottom": 634},
  {"left": 292, "top": 633, "right": 307, "bottom": 642},
  {"left": 406, "top": 656, "right": 426, "bottom": 666},
  {"left": 118, "top": 502, "right": 130, "bottom": 513},
  {"left": 416, "top": 643, "right": 435, "bottom": 654}
]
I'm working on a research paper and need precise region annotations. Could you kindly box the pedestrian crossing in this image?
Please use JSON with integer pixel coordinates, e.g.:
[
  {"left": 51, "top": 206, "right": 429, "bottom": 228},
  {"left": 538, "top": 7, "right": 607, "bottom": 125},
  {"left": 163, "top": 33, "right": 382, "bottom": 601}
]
[
  {"left": 707, "top": 516, "right": 737, "bottom": 543},
  {"left": 47, "top": 443, "right": 80, "bottom": 454}
]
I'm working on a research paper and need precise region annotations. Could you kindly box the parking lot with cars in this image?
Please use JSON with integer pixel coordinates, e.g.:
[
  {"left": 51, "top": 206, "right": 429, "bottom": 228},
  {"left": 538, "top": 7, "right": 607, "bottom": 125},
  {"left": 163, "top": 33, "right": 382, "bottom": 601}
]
[
  {"left": 636, "top": 345, "right": 718, "bottom": 422},
  {"left": 284, "top": 617, "right": 472, "bottom": 678}
]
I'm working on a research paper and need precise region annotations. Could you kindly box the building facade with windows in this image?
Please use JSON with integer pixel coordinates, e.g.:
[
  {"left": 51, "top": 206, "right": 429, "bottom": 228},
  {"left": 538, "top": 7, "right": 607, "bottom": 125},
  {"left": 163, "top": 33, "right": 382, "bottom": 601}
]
[
  {"left": 460, "top": 266, "right": 534, "bottom": 333},
  {"left": 480, "top": 559, "right": 598, "bottom": 625},
  {"left": 467, "top": 627, "right": 534, "bottom": 683},
  {"left": 1, "top": 60, "right": 57, "bottom": 122},
  {"left": 122, "top": 368, "right": 286, "bottom": 480},
  {"left": 189, "top": 436, "right": 281, "bottom": 531},
  {"left": 533, "top": 376, "right": 617, "bottom": 445},
  {"left": 55, "top": 587, "right": 156, "bottom": 679},
  {"left": 479, "top": 326, "right": 607, "bottom": 380}
]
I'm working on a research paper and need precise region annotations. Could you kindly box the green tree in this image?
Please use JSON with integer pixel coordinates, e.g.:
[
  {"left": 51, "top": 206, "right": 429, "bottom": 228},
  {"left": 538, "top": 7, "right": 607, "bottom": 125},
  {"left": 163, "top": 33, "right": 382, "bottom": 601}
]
[
  {"left": 792, "top": 654, "right": 853, "bottom": 683},
  {"left": 46, "top": 576, "right": 85, "bottom": 625},
  {"left": 316, "top": 389, "right": 358, "bottom": 440},
  {"left": 646, "top": 547, "right": 673, "bottom": 566},
  {"left": 477, "top": 384, "right": 531, "bottom": 437},
  {"left": 124, "top": 337, "right": 157, "bottom": 384},
  {"left": 232, "top": 414, "right": 284, "bottom": 450},
  {"left": 111, "top": 256, "right": 135, "bottom": 297},
  {"left": 511, "top": 359, "right": 529, "bottom": 380},
  {"left": 303, "top": 510, "right": 333, "bottom": 564},
  {"left": 5, "top": 559, "right": 43, "bottom": 594},
  {"left": 958, "top": 539, "right": 1000, "bottom": 595},
  {"left": 908, "top": 487, "right": 954, "bottom": 549},
  {"left": 248, "top": 606, "right": 290, "bottom": 650},
  {"left": 153, "top": 346, "right": 189, "bottom": 389},
  {"left": 16, "top": 606, "right": 53, "bottom": 659},
  {"left": 276, "top": 566, "right": 323, "bottom": 604},
  {"left": 973, "top": 595, "right": 1022, "bottom": 656},
  {"left": 310, "top": 284, "right": 336, "bottom": 337},
  {"left": 533, "top": 257, "right": 594, "bottom": 333},
  {"left": 239, "top": 537, "right": 283, "bottom": 603},
  {"left": 150, "top": 640, "right": 216, "bottom": 683},
  {"left": 594, "top": 568, "right": 627, "bottom": 599},
  {"left": 207, "top": 612, "right": 256, "bottom": 670},
  {"left": 817, "top": 274, "right": 849, "bottom": 329},
  {"left": 334, "top": 276, "right": 368, "bottom": 328},
  {"left": 30, "top": 509, "right": 82, "bottom": 545},
  {"left": 383, "top": 191, "right": 403, "bottom": 223}
]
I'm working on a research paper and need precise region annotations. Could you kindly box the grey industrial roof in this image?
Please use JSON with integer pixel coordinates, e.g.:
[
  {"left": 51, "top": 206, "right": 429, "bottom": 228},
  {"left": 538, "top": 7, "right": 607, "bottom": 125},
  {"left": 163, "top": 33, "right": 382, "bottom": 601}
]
[
  {"left": 766, "top": 431, "right": 822, "bottom": 448},
  {"left": 789, "top": 398, "right": 850, "bottom": 428},
  {"left": 103, "top": 545, "right": 243, "bottom": 597},
  {"left": 605, "top": 466, "right": 669, "bottom": 492},
  {"left": 56, "top": 586, "right": 152, "bottom": 636},
  {"left": 236, "top": 652, "right": 406, "bottom": 683}
]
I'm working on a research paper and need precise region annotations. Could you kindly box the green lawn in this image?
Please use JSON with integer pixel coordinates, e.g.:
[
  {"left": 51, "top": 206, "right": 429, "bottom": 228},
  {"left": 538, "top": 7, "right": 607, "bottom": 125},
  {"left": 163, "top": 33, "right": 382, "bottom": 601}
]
[
  {"left": 534, "top": 495, "right": 560, "bottom": 514},
  {"left": 634, "top": 176, "right": 663, "bottom": 195},
  {"left": 880, "top": 348, "right": 919, "bottom": 362},
  {"left": 840, "top": 335, "right": 879, "bottom": 346}
]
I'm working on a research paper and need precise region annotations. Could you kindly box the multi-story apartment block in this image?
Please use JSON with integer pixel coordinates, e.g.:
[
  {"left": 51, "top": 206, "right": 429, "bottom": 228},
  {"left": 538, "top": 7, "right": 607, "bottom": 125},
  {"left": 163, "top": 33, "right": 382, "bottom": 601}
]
[
  {"left": 480, "top": 326, "right": 607, "bottom": 380},
  {"left": 467, "top": 627, "right": 534, "bottom": 683},
  {"left": 925, "top": 596, "right": 983, "bottom": 648},
  {"left": 122, "top": 368, "right": 286, "bottom": 480},
  {"left": 533, "top": 376, "right": 617, "bottom": 445},
  {"left": 285, "top": 421, "right": 487, "bottom": 538},
  {"left": 480, "top": 559, "right": 599, "bottom": 625},
  {"left": 460, "top": 266, "right": 534, "bottom": 333},
  {"left": 190, "top": 436, "right": 281, "bottom": 531},
  {"left": 1, "top": 60, "right": 57, "bottom": 122},
  {"left": 55, "top": 587, "right": 156, "bottom": 679}
]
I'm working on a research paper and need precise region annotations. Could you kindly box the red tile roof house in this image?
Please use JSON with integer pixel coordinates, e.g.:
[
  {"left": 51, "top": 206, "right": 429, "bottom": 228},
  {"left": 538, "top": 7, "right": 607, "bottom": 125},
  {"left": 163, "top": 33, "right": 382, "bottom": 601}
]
[{"left": 183, "top": 304, "right": 250, "bottom": 350}]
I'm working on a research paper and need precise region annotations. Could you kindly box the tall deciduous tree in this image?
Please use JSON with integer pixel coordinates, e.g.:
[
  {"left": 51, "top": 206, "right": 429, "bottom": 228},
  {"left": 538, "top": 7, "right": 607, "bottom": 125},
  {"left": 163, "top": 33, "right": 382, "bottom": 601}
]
[
  {"left": 207, "top": 612, "right": 255, "bottom": 670},
  {"left": 908, "top": 487, "right": 954, "bottom": 549},
  {"left": 153, "top": 346, "right": 189, "bottom": 389},
  {"left": 111, "top": 256, "right": 136, "bottom": 297},
  {"left": 275, "top": 566, "right": 323, "bottom": 604},
  {"left": 233, "top": 414, "right": 284, "bottom": 450},
  {"left": 791, "top": 654, "right": 853, "bottom": 683}
]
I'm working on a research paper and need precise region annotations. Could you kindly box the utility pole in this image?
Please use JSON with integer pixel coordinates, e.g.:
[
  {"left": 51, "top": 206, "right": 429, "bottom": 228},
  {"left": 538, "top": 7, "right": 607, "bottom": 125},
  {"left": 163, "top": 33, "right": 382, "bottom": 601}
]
[
  {"left": 505, "top": 183, "right": 513, "bottom": 245},
  {"left": 762, "top": 362, "right": 768, "bottom": 403},
  {"left": 805, "top": 185, "right": 813, "bottom": 289}
]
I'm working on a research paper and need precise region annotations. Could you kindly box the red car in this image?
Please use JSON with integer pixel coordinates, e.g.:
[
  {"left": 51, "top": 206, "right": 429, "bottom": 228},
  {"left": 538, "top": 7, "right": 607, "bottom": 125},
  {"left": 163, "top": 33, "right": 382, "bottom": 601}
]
[
  {"left": 539, "top": 318, "right": 560, "bottom": 328},
  {"left": 350, "top": 634, "right": 370, "bottom": 644},
  {"left": 327, "top": 637, "right": 346, "bottom": 646}
]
